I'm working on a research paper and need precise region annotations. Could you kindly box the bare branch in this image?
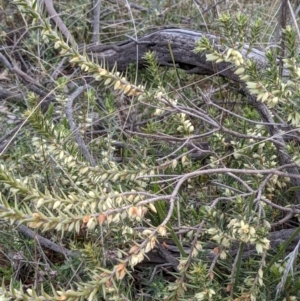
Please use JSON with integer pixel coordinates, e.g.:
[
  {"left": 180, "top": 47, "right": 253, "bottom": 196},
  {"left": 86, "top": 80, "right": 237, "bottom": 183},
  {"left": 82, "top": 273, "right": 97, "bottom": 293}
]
[
  {"left": 65, "top": 85, "right": 96, "bottom": 166},
  {"left": 43, "top": 0, "right": 77, "bottom": 47}
]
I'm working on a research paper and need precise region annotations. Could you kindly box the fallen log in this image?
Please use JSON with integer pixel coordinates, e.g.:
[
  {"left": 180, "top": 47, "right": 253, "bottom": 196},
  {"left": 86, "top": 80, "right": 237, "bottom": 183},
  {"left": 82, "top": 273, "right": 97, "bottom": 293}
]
[{"left": 85, "top": 28, "right": 266, "bottom": 78}]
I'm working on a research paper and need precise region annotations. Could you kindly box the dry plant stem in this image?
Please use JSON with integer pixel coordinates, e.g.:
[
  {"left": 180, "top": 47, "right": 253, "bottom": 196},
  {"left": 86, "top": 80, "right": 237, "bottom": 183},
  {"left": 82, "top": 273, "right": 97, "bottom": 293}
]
[
  {"left": 223, "top": 172, "right": 254, "bottom": 192},
  {"left": 0, "top": 53, "right": 14, "bottom": 73},
  {"left": 0, "top": 86, "right": 13, "bottom": 100},
  {"left": 248, "top": 97, "right": 300, "bottom": 204},
  {"left": 0, "top": 122, "right": 24, "bottom": 154},
  {"left": 92, "top": 0, "right": 101, "bottom": 44},
  {"left": 156, "top": 139, "right": 190, "bottom": 162},
  {"left": 231, "top": 242, "right": 244, "bottom": 297},
  {"left": 17, "top": 224, "right": 73, "bottom": 257},
  {"left": 252, "top": 251, "right": 267, "bottom": 290},
  {"left": 149, "top": 263, "right": 171, "bottom": 282},
  {"left": 257, "top": 196, "right": 297, "bottom": 214},
  {"left": 255, "top": 173, "right": 277, "bottom": 204},
  {"left": 175, "top": 104, "right": 219, "bottom": 127},
  {"left": 0, "top": 122, "right": 23, "bottom": 145},
  {"left": 121, "top": 294, "right": 130, "bottom": 301},
  {"left": 209, "top": 250, "right": 221, "bottom": 279},
  {"left": 0, "top": 90, "right": 58, "bottom": 157},
  {"left": 127, "top": 129, "right": 219, "bottom": 142},
  {"left": 65, "top": 258, "right": 84, "bottom": 286},
  {"left": 208, "top": 97, "right": 283, "bottom": 126},
  {"left": 288, "top": 0, "right": 300, "bottom": 40},
  {"left": 271, "top": 211, "right": 294, "bottom": 227},
  {"left": 34, "top": 235, "right": 63, "bottom": 283},
  {"left": 150, "top": 164, "right": 300, "bottom": 183},
  {"left": 49, "top": 155, "right": 85, "bottom": 192},
  {"left": 43, "top": 0, "right": 77, "bottom": 47},
  {"left": 157, "top": 243, "right": 179, "bottom": 272},
  {"left": 129, "top": 126, "right": 285, "bottom": 146},
  {"left": 124, "top": 0, "right": 138, "bottom": 85},
  {"left": 148, "top": 164, "right": 300, "bottom": 217},
  {"left": 221, "top": 127, "right": 285, "bottom": 147},
  {"left": 0, "top": 53, "right": 49, "bottom": 99},
  {"left": 0, "top": 86, "right": 23, "bottom": 102},
  {"left": 50, "top": 57, "right": 68, "bottom": 80},
  {"left": 275, "top": 238, "right": 300, "bottom": 296},
  {"left": 203, "top": 0, "right": 226, "bottom": 15},
  {"left": 65, "top": 85, "right": 96, "bottom": 166},
  {"left": 253, "top": 176, "right": 269, "bottom": 220},
  {"left": 296, "top": 1, "right": 300, "bottom": 15},
  {"left": 208, "top": 194, "right": 254, "bottom": 205},
  {"left": 222, "top": 127, "right": 285, "bottom": 148},
  {"left": 0, "top": 52, "right": 38, "bottom": 85},
  {"left": 177, "top": 221, "right": 206, "bottom": 289},
  {"left": 121, "top": 1, "right": 147, "bottom": 12},
  {"left": 279, "top": 0, "right": 288, "bottom": 76},
  {"left": 11, "top": 66, "right": 40, "bottom": 86},
  {"left": 149, "top": 92, "right": 284, "bottom": 142}
]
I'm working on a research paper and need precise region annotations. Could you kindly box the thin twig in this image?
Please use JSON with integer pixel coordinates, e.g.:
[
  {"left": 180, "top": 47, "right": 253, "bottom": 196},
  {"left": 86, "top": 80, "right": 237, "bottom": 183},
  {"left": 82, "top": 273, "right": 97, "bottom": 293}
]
[
  {"left": 92, "top": 0, "right": 101, "bottom": 44},
  {"left": 0, "top": 53, "right": 50, "bottom": 99},
  {"left": 43, "top": 0, "right": 77, "bottom": 47},
  {"left": 65, "top": 85, "right": 96, "bottom": 166},
  {"left": 17, "top": 224, "right": 74, "bottom": 257}
]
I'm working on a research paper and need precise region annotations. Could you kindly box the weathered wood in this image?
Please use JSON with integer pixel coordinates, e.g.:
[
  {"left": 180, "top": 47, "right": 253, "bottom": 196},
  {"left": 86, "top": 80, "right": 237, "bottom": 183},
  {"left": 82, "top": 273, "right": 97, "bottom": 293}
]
[{"left": 85, "top": 28, "right": 266, "bottom": 77}]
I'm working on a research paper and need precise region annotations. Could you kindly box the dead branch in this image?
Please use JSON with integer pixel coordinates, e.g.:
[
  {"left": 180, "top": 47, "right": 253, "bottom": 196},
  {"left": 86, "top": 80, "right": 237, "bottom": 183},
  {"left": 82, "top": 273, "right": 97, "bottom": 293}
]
[
  {"left": 65, "top": 85, "right": 96, "bottom": 166},
  {"left": 43, "top": 0, "right": 77, "bottom": 47}
]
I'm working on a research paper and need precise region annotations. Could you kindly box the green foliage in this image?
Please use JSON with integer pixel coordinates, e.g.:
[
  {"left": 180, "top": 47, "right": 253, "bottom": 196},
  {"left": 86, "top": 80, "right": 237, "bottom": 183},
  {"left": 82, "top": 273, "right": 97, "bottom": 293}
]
[{"left": 2, "top": 1, "right": 300, "bottom": 301}]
